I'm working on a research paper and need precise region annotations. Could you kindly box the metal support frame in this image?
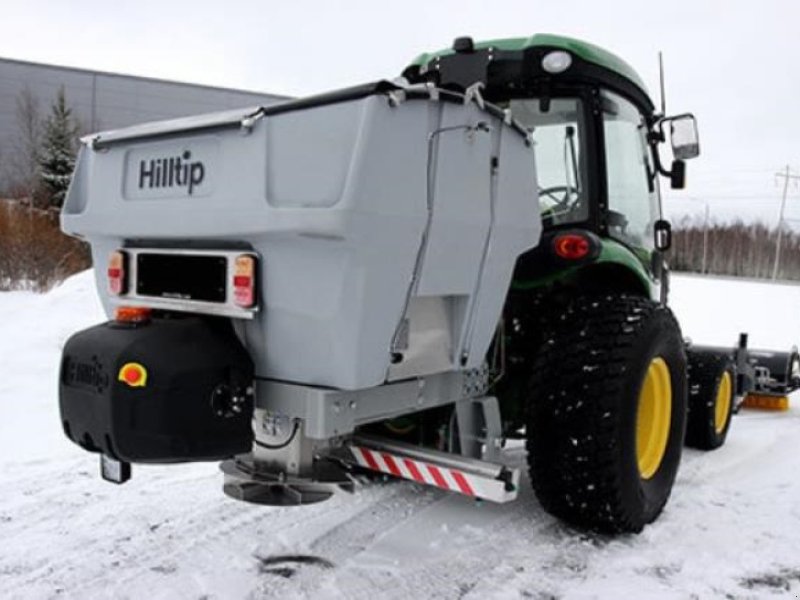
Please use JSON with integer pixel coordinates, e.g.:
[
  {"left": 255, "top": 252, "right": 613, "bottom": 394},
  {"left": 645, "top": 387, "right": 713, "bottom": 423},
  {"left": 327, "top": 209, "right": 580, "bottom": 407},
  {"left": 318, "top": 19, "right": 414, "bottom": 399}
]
[
  {"left": 255, "top": 367, "right": 489, "bottom": 440},
  {"left": 455, "top": 396, "right": 504, "bottom": 462},
  {"left": 222, "top": 367, "right": 510, "bottom": 505}
]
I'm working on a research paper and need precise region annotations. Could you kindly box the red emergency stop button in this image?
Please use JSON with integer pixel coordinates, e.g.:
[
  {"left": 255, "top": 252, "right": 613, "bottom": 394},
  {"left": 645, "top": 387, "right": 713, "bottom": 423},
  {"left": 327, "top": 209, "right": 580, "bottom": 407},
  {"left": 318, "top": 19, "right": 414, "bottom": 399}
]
[{"left": 118, "top": 362, "right": 148, "bottom": 388}]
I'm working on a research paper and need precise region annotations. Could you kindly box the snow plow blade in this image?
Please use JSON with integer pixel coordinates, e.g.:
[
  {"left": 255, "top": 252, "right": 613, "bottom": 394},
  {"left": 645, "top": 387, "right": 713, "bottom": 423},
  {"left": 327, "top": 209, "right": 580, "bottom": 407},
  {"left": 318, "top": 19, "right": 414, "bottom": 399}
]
[{"left": 689, "top": 336, "right": 799, "bottom": 412}]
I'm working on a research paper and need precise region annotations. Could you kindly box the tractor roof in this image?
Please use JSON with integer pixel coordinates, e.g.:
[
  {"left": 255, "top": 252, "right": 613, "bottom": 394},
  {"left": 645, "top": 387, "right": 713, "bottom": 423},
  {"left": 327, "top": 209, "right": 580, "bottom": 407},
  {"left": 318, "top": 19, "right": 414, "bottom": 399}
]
[{"left": 409, "top": 34, "right": 650, "bottom": 102}]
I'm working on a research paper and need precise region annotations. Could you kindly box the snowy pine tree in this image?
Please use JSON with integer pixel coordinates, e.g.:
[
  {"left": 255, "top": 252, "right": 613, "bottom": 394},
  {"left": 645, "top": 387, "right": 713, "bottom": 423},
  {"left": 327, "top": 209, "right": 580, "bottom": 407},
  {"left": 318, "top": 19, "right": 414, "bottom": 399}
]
[{"left": 39, "top": 87, "right": 79, "bottom": 210}]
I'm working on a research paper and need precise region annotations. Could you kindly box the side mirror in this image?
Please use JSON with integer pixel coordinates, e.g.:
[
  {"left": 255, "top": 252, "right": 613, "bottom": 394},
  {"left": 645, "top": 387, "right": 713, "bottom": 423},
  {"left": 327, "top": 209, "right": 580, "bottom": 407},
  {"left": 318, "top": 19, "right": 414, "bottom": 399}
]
[
  {"left": 652, "top": 113, "right": 699, "bottom": 188},
  {"left": 667, "top": 114, "right": 700, "bottom": 160},
  {"left": 654, "top": 219, "right": 672, "bottom": 251}
]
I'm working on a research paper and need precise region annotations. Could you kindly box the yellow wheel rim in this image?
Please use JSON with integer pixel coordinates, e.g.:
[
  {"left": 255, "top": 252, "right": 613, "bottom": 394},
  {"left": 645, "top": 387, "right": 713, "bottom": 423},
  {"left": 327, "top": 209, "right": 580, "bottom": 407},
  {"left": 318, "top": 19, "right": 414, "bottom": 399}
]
[
  {"left": 715, "top": 371, "right": 732, "bottom": 434},
  {"left": 636, "top": 357, "right": 672, "bottom": 480}
]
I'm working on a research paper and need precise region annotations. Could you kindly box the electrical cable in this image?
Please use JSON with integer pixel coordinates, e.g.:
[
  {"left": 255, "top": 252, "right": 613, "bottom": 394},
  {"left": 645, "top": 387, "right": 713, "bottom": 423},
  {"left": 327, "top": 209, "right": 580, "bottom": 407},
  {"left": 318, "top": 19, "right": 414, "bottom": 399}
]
[{"left": 254, "top": 421, "right": 300, "bottom": 450}]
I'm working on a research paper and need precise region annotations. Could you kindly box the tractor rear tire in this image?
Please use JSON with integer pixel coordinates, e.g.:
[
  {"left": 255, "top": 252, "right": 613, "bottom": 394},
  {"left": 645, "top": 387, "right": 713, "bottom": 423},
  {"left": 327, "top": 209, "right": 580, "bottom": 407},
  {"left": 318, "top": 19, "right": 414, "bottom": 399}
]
[
  {"left": 526, "top": 294, "right": 687, "bottom": 534},
  {"left": 685, "top": 351, "right": 735, "bottom": 450}
]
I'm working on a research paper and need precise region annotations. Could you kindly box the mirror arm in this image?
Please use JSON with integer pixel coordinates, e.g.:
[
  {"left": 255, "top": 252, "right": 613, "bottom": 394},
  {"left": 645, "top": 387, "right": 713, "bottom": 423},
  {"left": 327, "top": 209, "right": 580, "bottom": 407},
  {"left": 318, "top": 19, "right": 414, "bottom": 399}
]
[
  {"left": 649, "top": 137, "right": 686, "bottom": 189},
  {"left": 649, "top": 139, "right": 673, "bottom": 178},
  {"left": 649, "top": 117, "right": 667, "bottom": 143}
]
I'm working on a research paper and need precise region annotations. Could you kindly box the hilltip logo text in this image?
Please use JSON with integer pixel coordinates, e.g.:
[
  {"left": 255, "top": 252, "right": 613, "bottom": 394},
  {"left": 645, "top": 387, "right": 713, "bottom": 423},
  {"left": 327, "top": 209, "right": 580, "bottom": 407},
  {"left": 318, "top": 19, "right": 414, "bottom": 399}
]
[{"left": 138, "top": 150, "right": 205, "bottom": 195}]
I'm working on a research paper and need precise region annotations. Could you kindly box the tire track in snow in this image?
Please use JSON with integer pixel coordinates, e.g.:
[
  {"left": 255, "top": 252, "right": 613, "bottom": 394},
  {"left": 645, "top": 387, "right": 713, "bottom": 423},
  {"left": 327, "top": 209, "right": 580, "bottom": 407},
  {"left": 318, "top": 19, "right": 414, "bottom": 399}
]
[
  {"left": 255, "top": 476, "right": 557, "bottom": 600},
  {"left": 0, "top": 462, "right": 402, "bottom": 598},
  {"left": 245, "top": 444, "right": 535, "bottom": 599},
  {"left": 321, "top": 485, "right": 555, "bottom": 600},
  {"left": 248, "top": 481, "right": 446, "bottom": 598}
]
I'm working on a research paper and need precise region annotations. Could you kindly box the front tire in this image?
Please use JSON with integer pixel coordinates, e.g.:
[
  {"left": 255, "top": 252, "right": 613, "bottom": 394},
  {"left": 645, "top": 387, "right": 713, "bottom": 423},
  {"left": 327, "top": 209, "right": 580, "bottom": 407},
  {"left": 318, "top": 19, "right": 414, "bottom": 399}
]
[
  {"left": 526, "top": 295, "right": 688, "bottom": 534},
  {"left": 685, "top": 351, "right": 735, "bottom": 450}
]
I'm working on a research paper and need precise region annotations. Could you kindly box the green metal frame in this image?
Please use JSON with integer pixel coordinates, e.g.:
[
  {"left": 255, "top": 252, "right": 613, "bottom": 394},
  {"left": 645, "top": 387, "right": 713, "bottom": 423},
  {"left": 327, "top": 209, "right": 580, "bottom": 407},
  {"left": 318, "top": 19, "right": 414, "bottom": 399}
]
[{"left": 511, "top": 238, "right": 656, "bottom": 298}]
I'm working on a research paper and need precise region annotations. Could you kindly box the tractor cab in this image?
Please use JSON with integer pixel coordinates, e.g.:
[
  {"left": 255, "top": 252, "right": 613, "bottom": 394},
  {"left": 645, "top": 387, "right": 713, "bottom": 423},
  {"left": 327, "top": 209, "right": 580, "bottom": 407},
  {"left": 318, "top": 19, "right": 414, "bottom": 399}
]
[{"left": 403, "top": 35, "right": 700, "bottom": 296}]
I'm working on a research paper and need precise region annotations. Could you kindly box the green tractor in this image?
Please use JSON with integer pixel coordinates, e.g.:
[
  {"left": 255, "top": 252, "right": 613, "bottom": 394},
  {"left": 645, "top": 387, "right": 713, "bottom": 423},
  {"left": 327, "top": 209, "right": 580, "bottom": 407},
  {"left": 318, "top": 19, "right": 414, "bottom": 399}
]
[
  {"left": 403, "top": 35, "right": 717, "bottom": 532},
  {"left": 60, "top": 33, "right": 799, "bottom": 536}
]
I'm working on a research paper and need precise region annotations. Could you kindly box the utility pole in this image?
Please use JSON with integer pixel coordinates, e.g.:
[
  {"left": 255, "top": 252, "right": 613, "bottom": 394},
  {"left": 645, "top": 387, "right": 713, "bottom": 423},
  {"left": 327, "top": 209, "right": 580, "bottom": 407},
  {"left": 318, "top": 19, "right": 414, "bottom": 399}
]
[
  {"left": 701, "top": 201, "right": 710, "bottom": 274},
  {"left": 772, "top": 166, "right": 800, "bottom": 280}
]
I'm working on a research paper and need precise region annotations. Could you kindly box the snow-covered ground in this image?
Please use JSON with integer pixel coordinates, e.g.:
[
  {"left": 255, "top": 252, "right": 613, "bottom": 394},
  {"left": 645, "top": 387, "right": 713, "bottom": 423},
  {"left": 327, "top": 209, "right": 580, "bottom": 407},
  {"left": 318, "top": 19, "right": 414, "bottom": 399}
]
[{"left": 2, "top": 272, "right": 800, "bottom": 599}]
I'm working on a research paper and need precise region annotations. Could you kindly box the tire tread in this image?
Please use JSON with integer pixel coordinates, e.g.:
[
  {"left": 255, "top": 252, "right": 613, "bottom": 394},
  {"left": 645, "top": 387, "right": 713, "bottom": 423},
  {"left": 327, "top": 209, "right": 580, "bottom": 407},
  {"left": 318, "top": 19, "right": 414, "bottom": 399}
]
[{"left": 525, "top": 294, "right": 686, "bottom": 533}]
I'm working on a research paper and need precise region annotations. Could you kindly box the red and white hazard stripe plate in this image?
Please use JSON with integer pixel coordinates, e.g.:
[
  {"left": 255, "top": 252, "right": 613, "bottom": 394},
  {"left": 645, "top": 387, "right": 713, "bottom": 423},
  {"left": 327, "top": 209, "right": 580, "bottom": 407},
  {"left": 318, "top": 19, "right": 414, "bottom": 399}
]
[{"left": 349, "top": 444, "right": 518, "bottom": 504}]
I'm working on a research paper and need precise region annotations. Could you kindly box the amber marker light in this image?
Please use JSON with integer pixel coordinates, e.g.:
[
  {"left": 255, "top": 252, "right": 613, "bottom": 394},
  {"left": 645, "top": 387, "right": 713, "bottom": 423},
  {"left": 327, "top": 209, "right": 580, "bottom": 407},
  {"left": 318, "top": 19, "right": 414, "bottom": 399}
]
[{"left": 114, "top": 306, "right": 152, "bottom": 324}]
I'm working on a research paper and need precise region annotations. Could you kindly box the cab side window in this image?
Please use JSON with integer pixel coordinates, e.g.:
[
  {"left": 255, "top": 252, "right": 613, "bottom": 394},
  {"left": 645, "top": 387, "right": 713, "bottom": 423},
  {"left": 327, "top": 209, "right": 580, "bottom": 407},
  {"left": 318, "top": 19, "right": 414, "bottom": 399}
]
[
  {"left": 509, "top": 98, "right": 589, "bottom": 227},
  {"left": 603, "top": 91, "right": 659, "bottom": 250}
]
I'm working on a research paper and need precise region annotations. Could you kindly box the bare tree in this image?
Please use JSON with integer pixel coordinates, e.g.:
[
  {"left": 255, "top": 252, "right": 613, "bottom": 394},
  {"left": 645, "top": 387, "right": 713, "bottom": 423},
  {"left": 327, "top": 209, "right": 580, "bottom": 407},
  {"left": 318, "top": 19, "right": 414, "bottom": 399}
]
[
  {"left": 3, "top": 87, "right": 43, "bottom": 202},
  {"left": 670, "top": 219, "right": 800, "bottom": 281}
]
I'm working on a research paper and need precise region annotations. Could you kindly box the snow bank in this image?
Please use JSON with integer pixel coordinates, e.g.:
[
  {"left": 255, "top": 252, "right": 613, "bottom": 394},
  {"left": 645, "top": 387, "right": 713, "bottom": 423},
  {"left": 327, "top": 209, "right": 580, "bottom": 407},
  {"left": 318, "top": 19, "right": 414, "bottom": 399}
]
[
  {"left": 0, "top": 270, "right": 103, "bottom": 463},
  {"left": 670, "top": 273, "right": 800, "bottom": 350}
]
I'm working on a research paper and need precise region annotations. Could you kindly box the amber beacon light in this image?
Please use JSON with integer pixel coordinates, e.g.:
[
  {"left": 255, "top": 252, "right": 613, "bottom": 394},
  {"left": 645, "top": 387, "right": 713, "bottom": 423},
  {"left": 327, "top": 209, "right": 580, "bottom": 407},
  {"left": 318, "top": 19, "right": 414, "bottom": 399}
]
[{"left": 114, "top": 306, "right": 152, "bottom": 324}]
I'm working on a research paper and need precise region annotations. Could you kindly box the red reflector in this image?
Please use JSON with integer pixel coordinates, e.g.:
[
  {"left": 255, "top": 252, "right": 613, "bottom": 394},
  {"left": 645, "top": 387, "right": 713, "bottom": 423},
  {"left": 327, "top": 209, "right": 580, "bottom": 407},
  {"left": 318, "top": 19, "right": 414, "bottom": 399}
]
[
  {"left": 233, "top": 255, "right": 256, "bottom": 308},
  {"left": 553, "top": 234, "right": 591, "bottom": 260},
  {"left": 107, "top": 251, "right": 128, "bottom": 296},
  {"left": 115, "top": 306, "right": 152, "bottom": 324}
]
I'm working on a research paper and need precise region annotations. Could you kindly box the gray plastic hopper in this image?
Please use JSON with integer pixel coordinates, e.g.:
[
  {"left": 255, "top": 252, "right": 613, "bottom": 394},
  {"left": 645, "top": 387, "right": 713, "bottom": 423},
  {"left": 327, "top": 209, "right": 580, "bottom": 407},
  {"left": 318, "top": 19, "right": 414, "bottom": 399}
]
[{"left": 62, "top": 81, "right": 541, "bottom": 390}]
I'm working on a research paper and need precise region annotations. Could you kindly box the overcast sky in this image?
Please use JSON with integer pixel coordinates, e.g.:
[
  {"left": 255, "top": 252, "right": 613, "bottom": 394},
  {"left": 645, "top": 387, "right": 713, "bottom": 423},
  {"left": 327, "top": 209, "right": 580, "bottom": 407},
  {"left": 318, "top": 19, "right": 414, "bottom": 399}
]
[{"left": 3, "top": 0, "right": 800, "bottom": 226}]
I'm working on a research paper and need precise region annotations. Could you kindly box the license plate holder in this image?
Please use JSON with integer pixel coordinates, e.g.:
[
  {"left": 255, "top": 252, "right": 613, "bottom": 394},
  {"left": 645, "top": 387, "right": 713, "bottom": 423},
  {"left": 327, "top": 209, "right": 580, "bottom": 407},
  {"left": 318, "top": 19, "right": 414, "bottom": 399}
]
[{"left": 136, "top": 252, "right": 227, "bottom": 303}]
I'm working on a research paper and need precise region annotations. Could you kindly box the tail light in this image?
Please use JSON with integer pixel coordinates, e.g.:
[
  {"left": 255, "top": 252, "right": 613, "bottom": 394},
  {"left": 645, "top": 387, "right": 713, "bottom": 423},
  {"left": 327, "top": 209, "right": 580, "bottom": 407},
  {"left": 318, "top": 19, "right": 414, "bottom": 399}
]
[
  {"left": 233, "top": 254, "right": 257, "bottom": 308},
  {"left": 552, "top": 233, "right": 592, "bottom": 261},
  {"left": 108, "top": 250, "right": 128, "bottom": 295}
]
